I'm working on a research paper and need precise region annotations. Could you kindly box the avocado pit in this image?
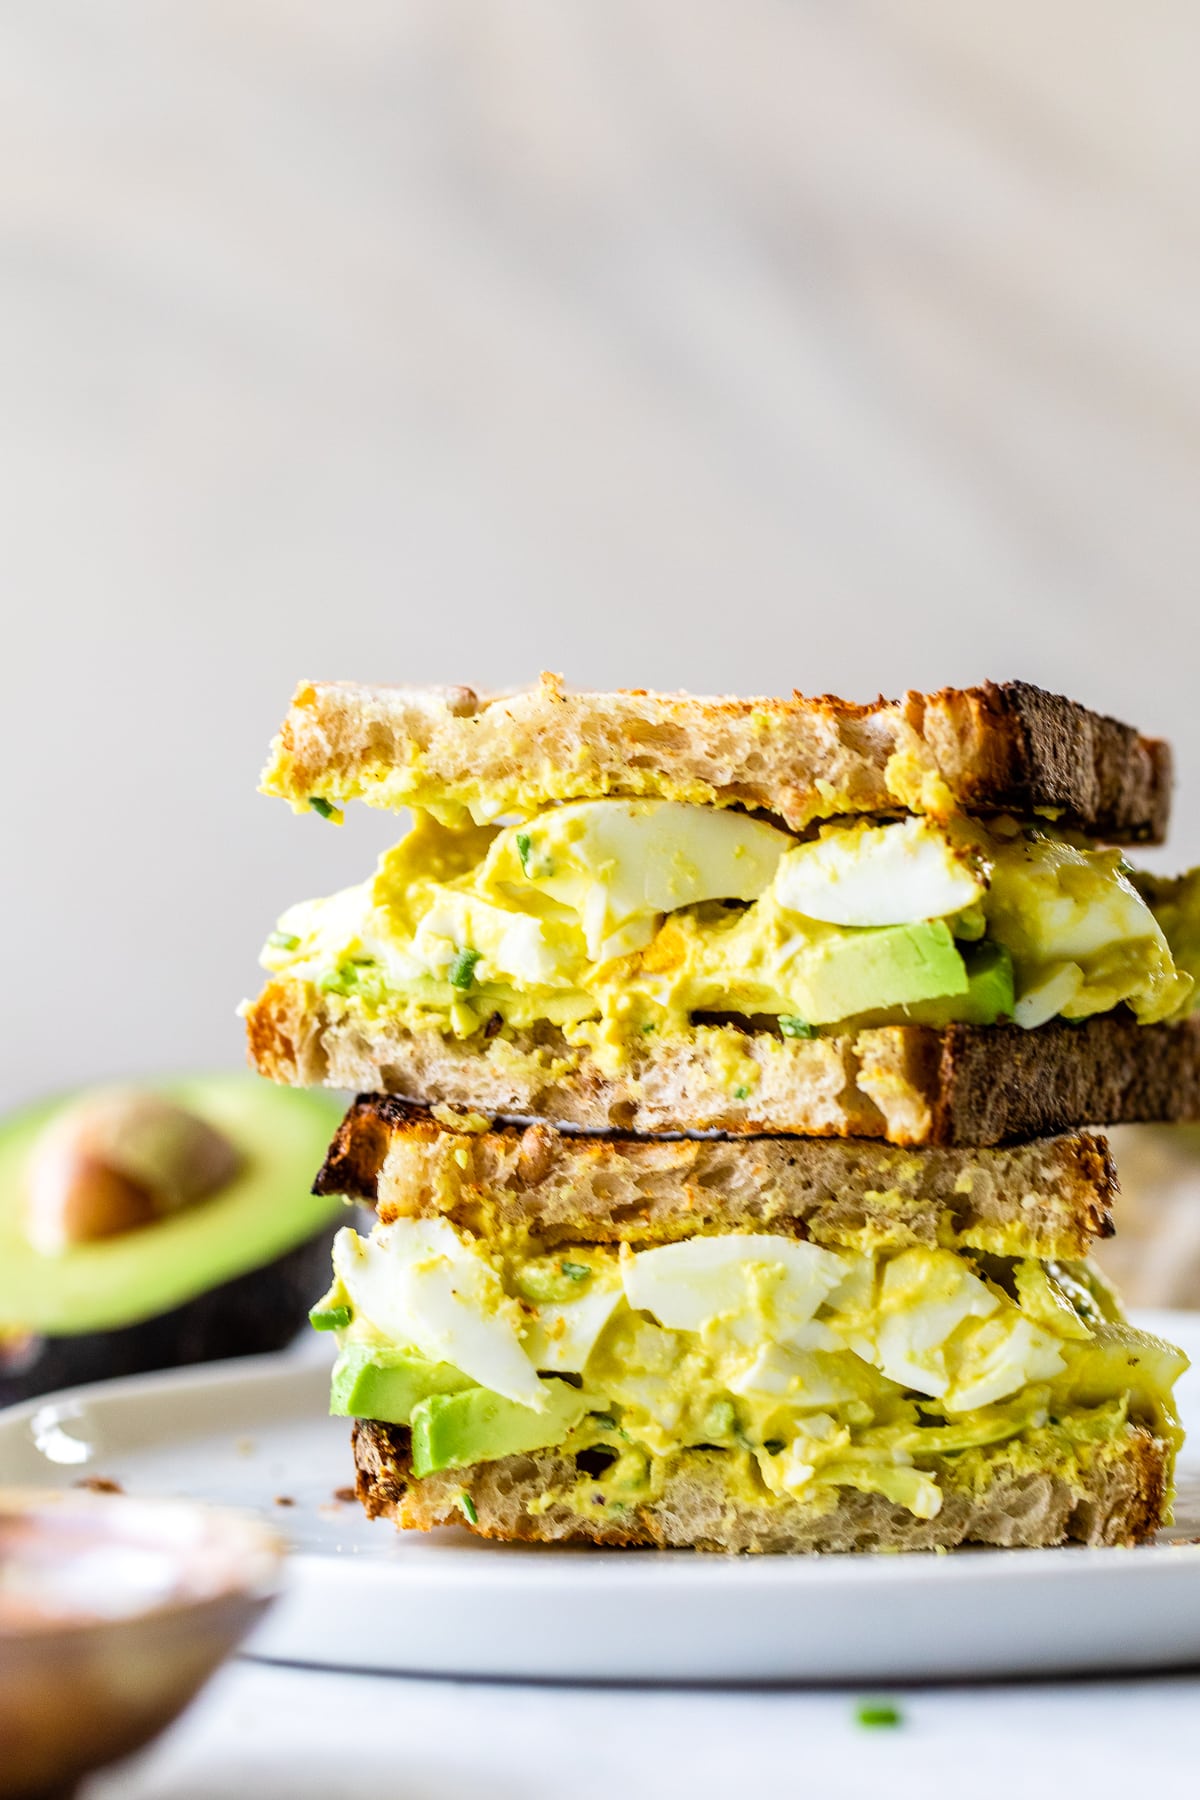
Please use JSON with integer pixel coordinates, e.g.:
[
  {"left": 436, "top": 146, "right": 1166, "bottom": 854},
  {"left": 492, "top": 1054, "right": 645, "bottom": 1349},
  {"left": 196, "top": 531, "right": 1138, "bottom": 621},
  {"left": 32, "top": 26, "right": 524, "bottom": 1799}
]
[
  {"left": 25, "top": 1089, "right": 243, "bottom": 1255},
  {"left": 0, "top": 1075, "right": 347, "bottom": 1406}
]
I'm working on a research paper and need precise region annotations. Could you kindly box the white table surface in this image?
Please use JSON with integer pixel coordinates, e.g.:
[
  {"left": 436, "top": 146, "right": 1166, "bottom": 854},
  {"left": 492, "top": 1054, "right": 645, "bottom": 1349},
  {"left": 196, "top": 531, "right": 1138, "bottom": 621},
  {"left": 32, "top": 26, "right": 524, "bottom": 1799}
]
[{"left": 88, "top": 1657, "right": 1200, "bottom": 1800}]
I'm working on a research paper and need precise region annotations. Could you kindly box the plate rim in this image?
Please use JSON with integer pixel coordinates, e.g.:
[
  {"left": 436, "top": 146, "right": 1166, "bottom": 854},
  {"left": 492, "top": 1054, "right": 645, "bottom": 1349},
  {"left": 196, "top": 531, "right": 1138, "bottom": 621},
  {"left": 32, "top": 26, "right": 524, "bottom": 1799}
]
[{"left": 6, "top": 1315, "right": 1200, "bottom": 1681}]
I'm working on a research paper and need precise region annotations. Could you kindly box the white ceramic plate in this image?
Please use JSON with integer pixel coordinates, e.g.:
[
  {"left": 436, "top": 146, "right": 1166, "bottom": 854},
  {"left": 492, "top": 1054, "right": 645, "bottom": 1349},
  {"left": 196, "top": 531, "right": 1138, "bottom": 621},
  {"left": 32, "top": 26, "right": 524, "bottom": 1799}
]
[{"left": 2, "top": 1312, "right": 1199, "bottom": 1684}]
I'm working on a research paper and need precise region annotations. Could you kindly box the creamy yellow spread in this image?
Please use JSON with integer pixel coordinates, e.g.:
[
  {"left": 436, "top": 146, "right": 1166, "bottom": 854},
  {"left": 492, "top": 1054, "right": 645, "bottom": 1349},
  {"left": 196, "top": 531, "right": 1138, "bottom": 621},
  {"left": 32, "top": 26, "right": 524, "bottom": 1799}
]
[
  {"left": 320, "top": 1220, "right": 1186, "bottom": 1520},
  {"left": 260, "top": 799, "right": 1195, "bottom": 1058}
]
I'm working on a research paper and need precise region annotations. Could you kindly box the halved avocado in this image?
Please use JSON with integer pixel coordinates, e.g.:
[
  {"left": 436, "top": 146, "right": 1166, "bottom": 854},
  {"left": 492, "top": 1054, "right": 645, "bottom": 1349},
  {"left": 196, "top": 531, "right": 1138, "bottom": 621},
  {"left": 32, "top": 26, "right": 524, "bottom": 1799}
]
[{"left": 0, "top": 1075, "right": 346, "bottom": 1407}]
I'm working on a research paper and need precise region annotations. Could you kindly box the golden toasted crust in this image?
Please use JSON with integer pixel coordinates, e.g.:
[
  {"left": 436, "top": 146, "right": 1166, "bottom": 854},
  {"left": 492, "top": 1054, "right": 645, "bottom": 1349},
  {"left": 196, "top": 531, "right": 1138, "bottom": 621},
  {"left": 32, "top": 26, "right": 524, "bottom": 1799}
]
[
  {"left": 261, "top": 675, "right": 1171, "bottom": 842},
  {"left": 315, "top": 1096, "right": 1116, "bottom": 1260},
  {"left": 352, "top": 1421, "right": 1171, "bottom": 1552},
  {"left": 247, "top": 979, "right": 1200, "bottom": 1146}
]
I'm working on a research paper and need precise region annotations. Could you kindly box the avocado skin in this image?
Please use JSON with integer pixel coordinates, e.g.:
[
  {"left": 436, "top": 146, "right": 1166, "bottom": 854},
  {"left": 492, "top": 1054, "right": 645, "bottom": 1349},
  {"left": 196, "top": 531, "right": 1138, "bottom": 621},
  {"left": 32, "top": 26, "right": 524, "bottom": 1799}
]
[{"left": 0, "top": 1224, "right": 336, "bottom": 1409}]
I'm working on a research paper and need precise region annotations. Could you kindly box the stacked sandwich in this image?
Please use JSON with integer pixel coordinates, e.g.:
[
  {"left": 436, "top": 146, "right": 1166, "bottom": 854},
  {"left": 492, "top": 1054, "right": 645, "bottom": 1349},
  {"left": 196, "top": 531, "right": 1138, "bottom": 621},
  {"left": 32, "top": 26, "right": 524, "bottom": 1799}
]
[{"left": 245, "top": 677, "right": 1198, "bottom": 1551}]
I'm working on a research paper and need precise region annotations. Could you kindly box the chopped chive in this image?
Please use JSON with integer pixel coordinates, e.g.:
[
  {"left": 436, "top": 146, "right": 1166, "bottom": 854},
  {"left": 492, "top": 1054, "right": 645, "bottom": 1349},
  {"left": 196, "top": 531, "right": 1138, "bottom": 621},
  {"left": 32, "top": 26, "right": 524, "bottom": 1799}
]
[
  {"left": 855, "top": 1701, "right": 902, "bottom": 1729},
  {"left": 308, "top": 796, "right": 340, "bottom": 822},
  {"left": 733, "top": 1085, "right": 750, "bottom": 1100},
  {"left": 560, "top": 1260, "right": 592, "bottom": 1282},
  {"left": 641, "top": 1022, "right": 657, "bottom": 1034},
  {"left": 779, "top": 1015, "right": 816, "bottom": 1039},
  {"left": 309, "top": 1304, "right": 351, "bottom": 1332},
  {"left": 267, "top": 930, "right": 301, "bottom": 952},
  {"left": 589, "top": 1412, "right": 617, "bottom": 1431},
  {"left": 318, "top": 961, "right": 359, "bottom": 994},
  {"left": 516, "top": 831, "right": 533, "bottom": 874},
  {"left": 458, "top": 1490, "right": 478, "bottom": 1525},
  {"left": 448, "top": 947, "right": 482, "bottom": 990}
]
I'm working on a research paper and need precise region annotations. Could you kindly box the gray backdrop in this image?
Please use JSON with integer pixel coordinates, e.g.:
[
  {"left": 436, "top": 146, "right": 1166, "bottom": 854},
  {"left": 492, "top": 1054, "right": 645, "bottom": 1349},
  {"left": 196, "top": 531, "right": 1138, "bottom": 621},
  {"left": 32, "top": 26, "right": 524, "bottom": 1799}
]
[{"left": 5, "top": 2, "right": 1200, "bottom": 1105}]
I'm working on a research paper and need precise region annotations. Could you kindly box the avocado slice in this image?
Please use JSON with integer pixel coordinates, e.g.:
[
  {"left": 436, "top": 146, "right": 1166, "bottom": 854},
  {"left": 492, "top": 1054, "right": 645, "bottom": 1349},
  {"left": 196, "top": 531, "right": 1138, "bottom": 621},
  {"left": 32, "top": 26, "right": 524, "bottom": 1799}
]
[
  {"left": 799, "top": 920, "right": 968, "bottom": 1023},
  {"left": 330, "top": 1345, "right": 474, "bottom": 1422},
  {"left": 0, "top": 1075, "right": 345, "bottom": 1341},
  {"left": 411, "top": 1378, "right": 590, "bottom": 1476},
  {"left": 954, "top": 941, "right": 1015, "bottom": 1024},
  {"left": 887, "top": 942, "right": 1015, "bottom": 1028}
]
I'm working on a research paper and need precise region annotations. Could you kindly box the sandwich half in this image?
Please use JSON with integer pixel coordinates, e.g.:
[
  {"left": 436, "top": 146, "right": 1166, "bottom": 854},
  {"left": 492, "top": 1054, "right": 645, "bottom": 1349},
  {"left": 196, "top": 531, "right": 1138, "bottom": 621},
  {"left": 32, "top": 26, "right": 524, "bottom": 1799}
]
[
  {"left": 309, "top": 1100, "right": 1186, "bottom": 1552},
  {"left": 245, "top": 677, "right": 1200, "bottom": 1145}
]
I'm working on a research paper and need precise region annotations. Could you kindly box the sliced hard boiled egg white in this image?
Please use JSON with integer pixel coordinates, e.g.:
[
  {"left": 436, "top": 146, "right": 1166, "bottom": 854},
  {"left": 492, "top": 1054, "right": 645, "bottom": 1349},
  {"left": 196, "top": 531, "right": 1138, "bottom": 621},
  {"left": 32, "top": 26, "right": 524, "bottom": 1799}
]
[
  {"left": 768, "top": 1414, "right": 848, "bottom": 1495},
  {"left": 1011, "top": 961, "right": 1085, "bottom": 1029},
  {"left": 772, "top": 818, "right": 987, "bottom": 927},
  {"left": 867, "top": 1249, "right": 999, "bottom": 1398},
  {"left": 985, "top": 837, "right": 1191, "bottom": 1024},
  {"left": 261, "top": 883, "right": 375, "bottom": 971},
  {"left": 941, "top": 1314, "right": 1067, "bottom": 1413},
  {"left": 410, "top": 892, "right": 574, "bottom": 988},
  {"left": 988, "top": 840, "right": 1160, "bottom": 965},
  {"left": 621, "top": 1234, "right": 847, "bottom": 1344},
  {"left": 482, "top": 799, "right": 793, "bottom": 963},
  {"left": 822, "top": 1253, "right": 875, "bottom": 1317},
  {"left": 331, "top": 1221, "right": 544, "bottom": 1409},
  {"left": 727, "top": 1343, "right": 861, "bottom": 1409},
  {"left": 521, "top": 1274, "right": 625, "bottom": 1375},
  {"left": 601, "top": 1324, "right": 689, "bottom": 1434}
]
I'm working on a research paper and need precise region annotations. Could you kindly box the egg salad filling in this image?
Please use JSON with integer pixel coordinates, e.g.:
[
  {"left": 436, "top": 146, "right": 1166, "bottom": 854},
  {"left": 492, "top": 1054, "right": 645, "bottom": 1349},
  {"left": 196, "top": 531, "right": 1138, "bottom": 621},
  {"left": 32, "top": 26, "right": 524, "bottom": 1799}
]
[
  {"left": 313, "top": 1220, "right": 1186, "bottom": 1521},
  {"left": 261, "top": 799, "right": 1198, "bottom": 1060}
]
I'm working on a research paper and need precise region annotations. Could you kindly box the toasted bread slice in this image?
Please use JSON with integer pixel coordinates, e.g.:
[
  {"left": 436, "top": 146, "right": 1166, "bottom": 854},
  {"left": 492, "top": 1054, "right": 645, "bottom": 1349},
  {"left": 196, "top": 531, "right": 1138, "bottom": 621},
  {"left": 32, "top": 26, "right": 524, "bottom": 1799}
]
[
  {"left": 261, "top": 675, "right": 1171, "bottom": 841},
  {"left": 352, "top": 1420, "right": 1170, "bottom": 1551},
  {"left": 315, "top": 1096, "right": 1116, "bottom": 1260},
  {"left": 246, "top": 978, "right": 1200, "bottom": 1146}
]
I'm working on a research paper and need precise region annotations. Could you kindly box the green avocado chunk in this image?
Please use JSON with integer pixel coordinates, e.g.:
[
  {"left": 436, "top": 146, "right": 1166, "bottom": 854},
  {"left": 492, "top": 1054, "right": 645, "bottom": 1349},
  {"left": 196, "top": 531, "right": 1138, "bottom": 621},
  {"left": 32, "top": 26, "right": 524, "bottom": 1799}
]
[
  {"left": 411, "top": 1378, "right": 590, "bottom": 1476},
  {"left": 956, "top": 941, "right": 1015, "bottom": 1023},
  {"left": 889, "top": 941, "right": 1015, "bottom": 1028},
  {"left": 799, "top": 920, "right": 967, "bottom": 1023},
  {"left": 330, "top": 1346, "right": 474, "bottom": 1422},
  {"left": 0, "top": 1076, "right": 346, "bottom": 1336}
]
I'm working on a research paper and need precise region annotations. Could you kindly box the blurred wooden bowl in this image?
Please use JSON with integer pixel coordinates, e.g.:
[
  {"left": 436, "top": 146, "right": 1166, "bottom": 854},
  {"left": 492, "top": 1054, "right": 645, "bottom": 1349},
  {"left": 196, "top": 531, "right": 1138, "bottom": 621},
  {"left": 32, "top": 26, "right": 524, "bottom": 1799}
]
[{"left": 0, "top": 1487, "right": 283, "bottom": 1799}]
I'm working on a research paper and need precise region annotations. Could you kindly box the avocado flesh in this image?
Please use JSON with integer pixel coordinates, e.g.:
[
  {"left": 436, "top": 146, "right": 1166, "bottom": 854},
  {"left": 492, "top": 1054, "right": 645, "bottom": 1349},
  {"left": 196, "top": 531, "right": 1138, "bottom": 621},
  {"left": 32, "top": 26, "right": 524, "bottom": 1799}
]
[
  {"left": 946, "top": 941, "right": 1015, "bottom": 1023},
  {"left": 409, "top": 1379, "right": 591, "bottom": 1476},
  {"left": 331, "top": 1345, "right": 474, "bottom": 1421},
  {"left": 333, "top": 1318, "right": 1181, "bottom": 1494},
  {"left": 0, "top": 1228, "right": 335, "bottom": 1410},
  {"left": 781, "top": 919, "right": 967, "bottom": 1021},
  {"left": 832, "top": 941, "right": 1015, "bottom": 1031},
  {"left": 0, "top": 1076, "right": 346, "bottom": 1335}
]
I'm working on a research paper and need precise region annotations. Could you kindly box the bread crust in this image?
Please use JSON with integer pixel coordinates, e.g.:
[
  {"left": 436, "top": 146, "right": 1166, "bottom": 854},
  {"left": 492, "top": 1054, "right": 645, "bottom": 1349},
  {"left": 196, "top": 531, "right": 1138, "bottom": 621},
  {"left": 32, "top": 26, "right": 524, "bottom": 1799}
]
[
  {"left": 352, "top": 1421, "right": 1170, "bottom": 1551},
  {"left": 247, "top": 979, "right": 1200, "bottom": 1146},
  {"left": 261, "top": 675, "right": 1171, "bottom": 842},
  {"left": 315, "top": 1096, "right": 1116, "bottom": 1259}
]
